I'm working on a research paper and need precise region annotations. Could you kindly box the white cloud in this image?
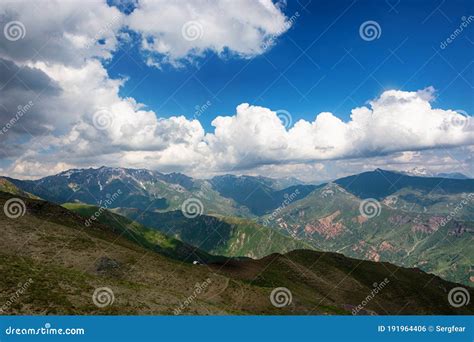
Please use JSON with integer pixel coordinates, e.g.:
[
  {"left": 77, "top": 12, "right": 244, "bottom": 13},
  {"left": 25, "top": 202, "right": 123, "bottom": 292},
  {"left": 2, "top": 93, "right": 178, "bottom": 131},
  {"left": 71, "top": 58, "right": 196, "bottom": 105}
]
[
  {"left": 9, "top": 160, "right": 75, "bottom": 180},
  {"left": 0, "top": 0, "right": 472, "bottom": 180},
  {"left": 200, "top": 87, "right": 473, "bottom": 170},
  {"left": 127, "top": 0, "right": 290, "bottom": 66},
  {"left": 393, "top": 151, "right": 420, "bottom": 162},
  {"left": 0, "top": 0, "right": 124, "bottom": 66},
  {"left": 4, "top": 84, "right": 473, "bottom": 179},
  {"left": 0, "top": 0, "right": 291, "bottom": 178}
]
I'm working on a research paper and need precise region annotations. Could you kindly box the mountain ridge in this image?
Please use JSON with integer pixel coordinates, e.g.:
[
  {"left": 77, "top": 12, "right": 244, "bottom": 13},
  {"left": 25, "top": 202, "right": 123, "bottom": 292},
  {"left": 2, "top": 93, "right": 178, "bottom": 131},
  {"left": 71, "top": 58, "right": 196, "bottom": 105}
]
[
  {"left": 1, "top": 191, "right": 472, "bottom": 315},
  {"left": 3, "top": 166, "right": 473, "bottom": 285}
]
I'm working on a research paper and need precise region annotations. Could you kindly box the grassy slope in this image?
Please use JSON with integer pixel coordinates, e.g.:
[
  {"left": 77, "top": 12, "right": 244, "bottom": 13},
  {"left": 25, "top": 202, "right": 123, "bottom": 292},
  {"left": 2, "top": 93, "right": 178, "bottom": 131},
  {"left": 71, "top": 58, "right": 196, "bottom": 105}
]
[
  {"left": 6, "top": 173, "right": 252, "bottom": 218},
  {"left": 215, "top": 216, "right": 314, "bottom": 258},
  {"left": 0, "top": 192, "right": 249, "bottom": 314},
  {"left": 1, "top": 192, "right": 473, "bottom": 315},
  {"left": 114, "top": 208, "right": 312, "bottom": 259},
  {"left": 62, "top": 202, "right": 222, "bottom": 264},
  {"left": 386, "top": 187, "right": 474, "bottom": 220},
  {"left": 267, "top": 183, "right": 474, "bottom": 285},
  {"left": 214, "top": 249, "right": 473, "bottom": 315},
  {"left": 0, "top": 178, "right": 39, "bottom": 199}
]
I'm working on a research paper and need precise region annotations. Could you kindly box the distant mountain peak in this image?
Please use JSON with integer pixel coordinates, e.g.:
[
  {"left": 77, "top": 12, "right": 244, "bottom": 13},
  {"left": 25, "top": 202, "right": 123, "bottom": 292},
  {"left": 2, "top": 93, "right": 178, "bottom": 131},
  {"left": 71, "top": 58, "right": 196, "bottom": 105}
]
[
  {"left": 401, "top": 167, "right": 434, "bottom": 177},
  {"left": 399, "top": 167, "right": 470, "bottom": 179},
  {"left": 335, "top": 168, "right": 474, "bottom": 200},
  {"left": 436, "top": 172, "right": 470, "bottom": 179}
]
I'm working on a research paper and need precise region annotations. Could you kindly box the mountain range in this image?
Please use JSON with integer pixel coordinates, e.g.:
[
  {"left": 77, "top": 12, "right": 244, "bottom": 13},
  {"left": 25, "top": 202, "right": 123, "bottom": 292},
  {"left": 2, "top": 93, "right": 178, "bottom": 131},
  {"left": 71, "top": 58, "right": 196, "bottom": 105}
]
[
  {"left": 1, "top": 191, "right": 472, "bottom": 315},
  {"left": 2, "top": 167, "right": 473, "bottom": 289},
  {"left": 402, "top": 167, "right": 470, "bottom": 179}
]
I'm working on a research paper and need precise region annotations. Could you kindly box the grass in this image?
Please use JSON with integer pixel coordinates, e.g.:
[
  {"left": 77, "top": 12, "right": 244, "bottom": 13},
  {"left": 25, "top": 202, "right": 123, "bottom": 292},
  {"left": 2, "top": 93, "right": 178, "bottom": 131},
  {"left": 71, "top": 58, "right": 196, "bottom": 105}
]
[{"left": 1, "top": 191, "right": 472, "bottom": 315}]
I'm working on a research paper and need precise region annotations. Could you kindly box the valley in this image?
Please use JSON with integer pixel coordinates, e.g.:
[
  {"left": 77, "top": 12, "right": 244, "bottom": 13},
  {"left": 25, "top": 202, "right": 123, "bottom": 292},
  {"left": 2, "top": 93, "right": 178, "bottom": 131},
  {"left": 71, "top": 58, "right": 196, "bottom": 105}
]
[
  {"left": 2, "top": 166, "right": 473, "bottom": 290},
  {"left": 1, "top": 191, "right": 472, "bottom": 315}
]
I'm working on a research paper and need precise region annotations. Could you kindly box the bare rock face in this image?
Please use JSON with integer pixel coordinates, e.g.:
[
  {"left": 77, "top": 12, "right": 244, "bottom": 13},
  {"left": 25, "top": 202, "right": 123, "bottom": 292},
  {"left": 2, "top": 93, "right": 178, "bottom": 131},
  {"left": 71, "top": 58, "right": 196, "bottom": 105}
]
[
  {"left": 304, "top": 210, "right": 345, "bottom": 239},
  {"left": 95, "top": 256, "right": 122, "bottom": 277}
]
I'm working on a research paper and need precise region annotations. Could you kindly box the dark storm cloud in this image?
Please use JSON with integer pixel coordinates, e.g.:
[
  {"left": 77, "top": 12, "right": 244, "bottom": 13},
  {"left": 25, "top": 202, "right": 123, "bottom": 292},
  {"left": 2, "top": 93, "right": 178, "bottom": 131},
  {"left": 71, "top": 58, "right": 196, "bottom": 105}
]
[{"left": 0, "top": 58, "right": 61, "bottom": 140}]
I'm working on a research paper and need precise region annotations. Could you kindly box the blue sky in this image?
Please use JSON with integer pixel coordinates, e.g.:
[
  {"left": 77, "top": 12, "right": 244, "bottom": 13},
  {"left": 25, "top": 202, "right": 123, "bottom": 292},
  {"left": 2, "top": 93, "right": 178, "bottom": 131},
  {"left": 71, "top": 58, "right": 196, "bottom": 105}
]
[
  {"left": 108, "top": 0, "right": 474, "bottom": 130},
  {"left": 0, "top": 0, "right": 473, "bottom": 180}
]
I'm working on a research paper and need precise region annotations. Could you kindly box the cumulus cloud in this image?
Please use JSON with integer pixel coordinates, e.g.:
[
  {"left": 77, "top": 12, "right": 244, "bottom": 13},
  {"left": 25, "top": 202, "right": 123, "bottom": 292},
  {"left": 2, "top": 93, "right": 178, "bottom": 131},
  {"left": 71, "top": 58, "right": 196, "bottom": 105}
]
[
  {"left": 0, "top": 0, "right": 124, "bottom": 66},
  {"left": 0, "top": 0, "right": 472, "bottom": 180},
  {"left": 0, "top": 58, "right": 61, "bottom": 132},
  {"left": 16, "top": 84, "right": 474, "bottom": 177},
  {"left": 4, "top": 82, "right": 473, "bottom": 179},
  {"left": 201, "top": 88, "right": 473, "bottom": 170},
  {"left": 8, "top": 160, "right": 75, "bottom": 180},
  {"left": 127, "top": 0, "right": 290, "bottom": 66}
]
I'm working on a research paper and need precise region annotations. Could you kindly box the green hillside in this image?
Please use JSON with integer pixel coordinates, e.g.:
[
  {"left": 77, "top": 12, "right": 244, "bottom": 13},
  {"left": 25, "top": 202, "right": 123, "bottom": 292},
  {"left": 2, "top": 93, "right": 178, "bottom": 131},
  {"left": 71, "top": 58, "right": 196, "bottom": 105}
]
[
  {"left": 0, "top": 177, "right": 39, "bottom": 199},
  {"left": 62, "top": 202, "right": 220, "bottom": 263},
  {"left": 265, "top": 183, "right": 474, "bottom": 285},
  {"left": 114, "top": 208, "right": 312, "bottom": 259},
  {"left": 1, "top": 191, "right": 472, "bottom": 315}
]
